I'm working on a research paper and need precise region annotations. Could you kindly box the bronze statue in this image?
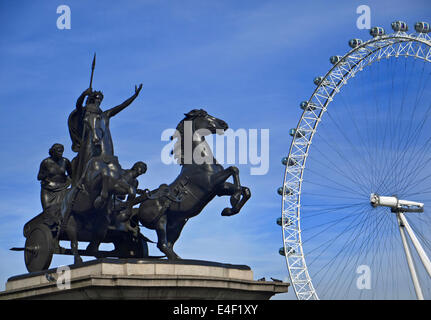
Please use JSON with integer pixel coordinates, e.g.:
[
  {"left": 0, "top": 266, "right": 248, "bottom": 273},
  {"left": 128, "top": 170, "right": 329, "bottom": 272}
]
[
  {"left": 14, "top": 56, "right": 250, "bottom": 273},
  {"left": 133, "top": 109, "right": 251, "bottom": 259},
  {"left": 68, "top": 85, "right": 143, "bottom": 187},
  {"left": 62, "top": 83, "right": 143, "bottom": 264},
  {"left": 114, "top": 162, "right": 148, "bottom": 220},
  {"left": 37, "top": 143, "right": 72, "bottom": 226}
]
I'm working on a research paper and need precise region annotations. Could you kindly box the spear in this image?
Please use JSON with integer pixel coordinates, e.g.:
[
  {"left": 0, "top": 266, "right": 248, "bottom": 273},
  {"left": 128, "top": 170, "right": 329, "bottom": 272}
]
[{"left": 89, "top": 53, "right": 96, "bottom": 90}]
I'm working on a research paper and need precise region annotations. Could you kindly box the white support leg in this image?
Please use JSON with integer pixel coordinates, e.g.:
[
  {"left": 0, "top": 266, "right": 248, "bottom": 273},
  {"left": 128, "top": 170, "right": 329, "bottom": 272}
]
[
  {"left": 398, "top": 212, "right": 431, "bottom": 279},
  {"left": 396, "top": 213, "right": 424, "bottom": 300},
  {"left": 370, "top": 194, "right": 431, "bottom": 299}
]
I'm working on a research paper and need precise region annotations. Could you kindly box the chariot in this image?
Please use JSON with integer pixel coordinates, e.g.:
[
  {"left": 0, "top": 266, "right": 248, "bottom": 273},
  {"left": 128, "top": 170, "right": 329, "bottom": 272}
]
[{"left": 12, "top": 200, "right": 151, "bottom": 273}]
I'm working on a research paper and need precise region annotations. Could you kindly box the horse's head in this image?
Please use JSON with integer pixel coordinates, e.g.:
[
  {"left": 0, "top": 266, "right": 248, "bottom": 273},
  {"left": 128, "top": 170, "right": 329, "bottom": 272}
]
[
  {"left": 172, "top": 109, "right": 229, "bottom": 165},
  {"left": 180, "top": 109, "right": 228, "bottom": 136}
]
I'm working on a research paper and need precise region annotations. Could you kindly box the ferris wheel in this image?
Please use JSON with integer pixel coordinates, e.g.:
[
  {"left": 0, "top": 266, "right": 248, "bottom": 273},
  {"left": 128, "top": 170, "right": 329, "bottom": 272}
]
[{"left": 279, "top": 21, "right": 431, "bottom": 300}]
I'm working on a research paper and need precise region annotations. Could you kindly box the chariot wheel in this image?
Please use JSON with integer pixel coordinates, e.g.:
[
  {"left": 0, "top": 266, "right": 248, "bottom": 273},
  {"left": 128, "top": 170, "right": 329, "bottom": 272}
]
[
  {"left": 24, "top": 224, "right": 55, "bottom": 273},
  {"left": 279, "top": 21, "right": 431, "bottom": 299}
]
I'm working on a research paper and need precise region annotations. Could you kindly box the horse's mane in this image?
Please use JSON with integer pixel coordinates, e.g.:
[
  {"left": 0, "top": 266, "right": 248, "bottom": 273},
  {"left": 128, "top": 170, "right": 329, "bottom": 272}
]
[{"left": 172, "top": 109, "right": 208, "bottom": 164}]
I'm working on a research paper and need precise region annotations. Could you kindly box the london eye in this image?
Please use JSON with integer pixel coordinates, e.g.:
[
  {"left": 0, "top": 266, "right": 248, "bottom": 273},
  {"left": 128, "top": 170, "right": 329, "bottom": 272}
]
[{"left": 279, "top": 21, "right": 431, "bottom": 300}]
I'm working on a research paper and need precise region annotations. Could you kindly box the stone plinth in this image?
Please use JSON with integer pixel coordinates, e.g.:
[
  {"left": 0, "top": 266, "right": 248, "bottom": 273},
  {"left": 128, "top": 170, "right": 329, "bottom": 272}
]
[{"left": 0, "top": 259, "right": 289, "bottom": 300}]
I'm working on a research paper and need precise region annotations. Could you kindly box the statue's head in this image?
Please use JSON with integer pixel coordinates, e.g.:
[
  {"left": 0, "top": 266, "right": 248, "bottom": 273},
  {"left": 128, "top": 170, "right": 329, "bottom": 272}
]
[
  {"left": 49, "top": 143, "right": 64, "bottom": 160},
  {"left": 131, "top": 161, "right": 147, "bottom": 176},
  {"left": 86, "top": 90, "right": 104, "bottom": 107}
]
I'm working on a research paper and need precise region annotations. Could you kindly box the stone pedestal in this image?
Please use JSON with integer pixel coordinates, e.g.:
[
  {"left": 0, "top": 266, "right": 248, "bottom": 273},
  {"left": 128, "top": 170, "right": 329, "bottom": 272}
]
[{"left": 0, "top": 259, "right": 289, "bottom": 300}]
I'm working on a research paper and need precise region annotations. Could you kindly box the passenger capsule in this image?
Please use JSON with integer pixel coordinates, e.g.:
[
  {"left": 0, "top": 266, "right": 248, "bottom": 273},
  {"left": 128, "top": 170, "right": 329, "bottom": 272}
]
[
  {"left": 330, "top": 55, "right": 344, "bottom": 65},
  {"left": 314, "top": 76, "right": 324, "bottom": 85},
  {"left": 348, "top": 38, "right": 363, "bottom": 48},
  {"left": 314, "top": 76, "right": 329, "bottom": 86},
  {"left": 276, "top": 217, "right": 282, "bottom": 226},
  {"left": 289, "top": 128, "right": 305, "bottom": 138},
  {"left": 282, "top": 157, "right": 297, "bottom": 166},
  {"left": 415, "top": 21, "right": 430, "bottom": 33},
  {"left": 289, "top": 128, "right": 295, "bottom": 137},
  {"left": 277, "top": 217, "right": 292, "bottom": 226},
  {"left": 281, "top": 157, "right": 298, "bottom": 167},
  {"left": 279, "top": 246, "right": 295, "bottom": 256},
  {"left": 370, "top": 27, "right": 385, "bottom": 37},
  {"left": 277, "top": 187, "right": 293, "bottom": 196},
  {"left": 391, "top": 21, "right": 408, "bottom": 32},
  {"left": 300, "top": 101, "right": 317, "bottom": 111}
]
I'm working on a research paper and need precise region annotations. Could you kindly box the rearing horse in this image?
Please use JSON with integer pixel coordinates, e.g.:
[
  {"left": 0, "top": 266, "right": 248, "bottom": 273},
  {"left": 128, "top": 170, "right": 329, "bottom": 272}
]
[{"left": 134, "top": 109, "right": 251, "bottom": 259}]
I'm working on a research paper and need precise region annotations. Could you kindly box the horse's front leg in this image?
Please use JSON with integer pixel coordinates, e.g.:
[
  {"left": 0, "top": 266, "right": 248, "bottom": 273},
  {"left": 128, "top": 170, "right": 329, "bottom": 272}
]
[
  {"left": 94, "top": 168, "right": 110, "bottom": 209},
  {"left": 211, "top": 167, "right": 240, "bottom": 216},
  {"left": 221, "top": 166, "right": 250, "bottom": 208},
  {"left": 86, "top": 213, "right": 109, "bottom": 257},
  {"left": 226, "top": 166, "right": 241, "bottom": 189},
  {"left": 138, "top": 198, "right": 180, "bottom": 259},
  {"left": 155, "top": 213, "right": 180, "bottom": 260},
  {"left": 216, "top": 182, "right": 251, "bottom": 216},
  {"left": 213, "top": 166, "right": 250, "bottom": 216},
  {"left": 166, "top": 217, "right": 188, "bottom": 251}
]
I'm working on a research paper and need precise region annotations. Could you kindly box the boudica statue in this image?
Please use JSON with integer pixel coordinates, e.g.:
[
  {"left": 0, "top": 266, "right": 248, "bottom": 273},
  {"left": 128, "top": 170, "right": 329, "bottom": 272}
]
[{"left": 11, "top": 55, "right": 250, "bottom": 272}]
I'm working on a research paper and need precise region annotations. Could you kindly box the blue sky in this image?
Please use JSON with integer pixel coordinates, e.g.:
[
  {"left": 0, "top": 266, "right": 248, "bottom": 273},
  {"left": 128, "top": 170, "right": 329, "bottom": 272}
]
[{"left": 1, "top": 0, "right": 431, "bottom": 299}]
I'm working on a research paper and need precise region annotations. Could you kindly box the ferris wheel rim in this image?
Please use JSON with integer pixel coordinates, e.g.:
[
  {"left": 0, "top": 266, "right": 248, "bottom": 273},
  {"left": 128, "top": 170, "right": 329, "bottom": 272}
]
[{"left": 281, "top": 28, "right": 431, "bottom": 300}]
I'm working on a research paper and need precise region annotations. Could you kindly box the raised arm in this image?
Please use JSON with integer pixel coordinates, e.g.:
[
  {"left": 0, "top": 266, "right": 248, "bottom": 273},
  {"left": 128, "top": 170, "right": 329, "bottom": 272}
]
[
  {"left": 76, "top": 88, "right": 92, "bottom": 110},
  {"left": 105, "top": 84, "right": 142, "bottom": 118}
]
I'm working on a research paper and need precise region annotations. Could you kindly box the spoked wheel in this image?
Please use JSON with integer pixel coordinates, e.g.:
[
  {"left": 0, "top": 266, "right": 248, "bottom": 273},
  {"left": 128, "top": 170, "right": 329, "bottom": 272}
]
[
  {"left": 280, "top": 21, "right": 431, "bottom": 299},
  {"left": 24, "top": 224, "right": 55, "bottom": 273}
]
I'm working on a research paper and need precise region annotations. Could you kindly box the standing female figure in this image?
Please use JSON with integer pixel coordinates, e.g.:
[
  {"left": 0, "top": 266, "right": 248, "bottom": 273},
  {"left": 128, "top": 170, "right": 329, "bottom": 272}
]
[{"left": 37, "top": 143, "right": 72, "bottom": 214}]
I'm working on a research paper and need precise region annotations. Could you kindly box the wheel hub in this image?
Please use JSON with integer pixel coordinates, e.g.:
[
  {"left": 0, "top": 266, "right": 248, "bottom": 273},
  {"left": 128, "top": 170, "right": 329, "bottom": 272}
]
[{"left": 370, "top": 193, "right": 424, "bottom": 212}]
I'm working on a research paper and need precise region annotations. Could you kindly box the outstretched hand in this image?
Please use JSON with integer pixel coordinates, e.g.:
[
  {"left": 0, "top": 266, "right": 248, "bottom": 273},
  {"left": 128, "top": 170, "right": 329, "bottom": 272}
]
[{"left": 134, "top": 84, "right": 143, "bottom": 96}]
